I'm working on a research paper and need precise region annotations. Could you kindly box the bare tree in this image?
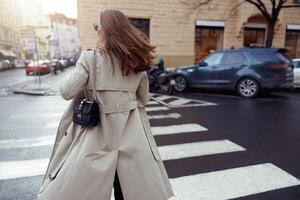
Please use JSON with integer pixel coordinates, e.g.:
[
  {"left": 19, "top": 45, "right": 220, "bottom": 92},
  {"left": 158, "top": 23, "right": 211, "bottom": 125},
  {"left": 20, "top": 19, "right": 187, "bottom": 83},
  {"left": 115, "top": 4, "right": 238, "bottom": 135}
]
[{"left": 181, "top": 0, "right": 300, "bottom": 47}]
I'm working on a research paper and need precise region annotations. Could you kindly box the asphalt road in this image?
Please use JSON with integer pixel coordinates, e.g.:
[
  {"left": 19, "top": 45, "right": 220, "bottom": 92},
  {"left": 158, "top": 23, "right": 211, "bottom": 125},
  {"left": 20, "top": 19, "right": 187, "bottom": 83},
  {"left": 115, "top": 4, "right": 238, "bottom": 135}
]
[{"left": 0, "top": 68, "right": 299, "bottom": 199}]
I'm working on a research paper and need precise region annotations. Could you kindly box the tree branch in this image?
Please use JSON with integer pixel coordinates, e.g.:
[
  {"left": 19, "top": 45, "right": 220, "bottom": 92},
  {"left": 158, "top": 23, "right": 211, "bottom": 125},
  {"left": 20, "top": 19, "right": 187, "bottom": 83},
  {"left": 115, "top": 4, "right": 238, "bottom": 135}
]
[
  {"left": 244, "top": 0, "right": 271, "bottom": 20},
  {"left": 256, "top": 0, "right": 270, "bottom": 17}
]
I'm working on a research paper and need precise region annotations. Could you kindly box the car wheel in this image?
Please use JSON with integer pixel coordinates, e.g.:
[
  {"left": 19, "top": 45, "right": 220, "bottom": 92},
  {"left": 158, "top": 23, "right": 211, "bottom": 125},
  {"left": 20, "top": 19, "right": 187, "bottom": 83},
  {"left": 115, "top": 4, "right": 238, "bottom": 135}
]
[
  {"left": 237, "top": 78, "right": 260, "bottom": 98},
  {"left": 174, "top": 75, "right": 188, "bottom": 92}
]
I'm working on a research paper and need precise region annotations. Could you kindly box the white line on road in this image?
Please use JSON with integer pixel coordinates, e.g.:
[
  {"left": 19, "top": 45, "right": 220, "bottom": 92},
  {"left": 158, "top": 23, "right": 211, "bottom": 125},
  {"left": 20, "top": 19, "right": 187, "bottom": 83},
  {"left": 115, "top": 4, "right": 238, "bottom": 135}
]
[
  {"left": 168, "top": 98, "right": 192, "bottom": 106},
  {"left": 145, "top": 106, "right": 169, "bottom": 112},
  {"left": 170, "top": 163, "right": 300, "bottom": 200},
  {"left": 158, "top": 139, "right": 246, "bottom": 160},
  {"left": 155, "top": 95, "right": 174, "bottom": 101},
  {"left": 2, "top": 159, "right": 299, "bottom": 200},
  {"left": 9, "top": 113, "right": 61, "bottom": 119},
  {"left": 147, "top": 101, "right": 159, "bottom": 105},
  {"left": 152, "top": 123, "right": 208, "bottom": 135},
  {"left": 148, "top": 113, "right": 181, "bottom": 120},
  {"left": 0, "top": 158, "right": 49, "bottom": 180},
  {"left": 0, "top": 123, "right": 207, "bottom": 149},
  {"left": 0, "top": 135, "right": 55, "bottom": 149},
  {"left": 0, "top": 139, "right": 241, "bottom": 180}
]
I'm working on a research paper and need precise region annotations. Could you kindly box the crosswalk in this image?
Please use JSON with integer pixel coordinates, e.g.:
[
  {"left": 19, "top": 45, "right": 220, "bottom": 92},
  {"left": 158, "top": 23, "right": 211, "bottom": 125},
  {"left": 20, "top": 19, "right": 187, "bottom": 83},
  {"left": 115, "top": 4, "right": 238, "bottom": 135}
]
[
  {"left": 150, "top": 94, "right": 217, "bottom": 108},
  {"left": 0, "top": 95, "right": 300, "bottom": 200}
]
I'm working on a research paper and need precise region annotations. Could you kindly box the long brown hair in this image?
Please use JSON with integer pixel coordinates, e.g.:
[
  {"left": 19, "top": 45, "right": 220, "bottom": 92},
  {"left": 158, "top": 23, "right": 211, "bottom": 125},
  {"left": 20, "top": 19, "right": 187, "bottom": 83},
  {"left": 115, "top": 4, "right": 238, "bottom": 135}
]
[{"left": 97, "top": 9, "right": 156, "bottom": 76}]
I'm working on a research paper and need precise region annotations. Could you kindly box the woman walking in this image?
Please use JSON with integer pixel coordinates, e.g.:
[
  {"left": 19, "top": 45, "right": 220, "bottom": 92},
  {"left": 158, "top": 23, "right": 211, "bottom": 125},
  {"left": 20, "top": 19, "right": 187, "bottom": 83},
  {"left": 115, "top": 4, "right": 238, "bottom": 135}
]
[{"left": 37, "top": 9, "right": 174, "bottom": 200}]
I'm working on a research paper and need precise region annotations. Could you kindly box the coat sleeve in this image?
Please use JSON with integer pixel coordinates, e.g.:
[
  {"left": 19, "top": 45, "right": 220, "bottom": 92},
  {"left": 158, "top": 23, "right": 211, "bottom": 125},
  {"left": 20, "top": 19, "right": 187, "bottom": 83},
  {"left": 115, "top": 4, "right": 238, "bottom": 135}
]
[
  {"left": 59, "top": 51, "right": 90, "bottom": 100},
  {"left": 136, "top": 71, "right": 149, "bottom": 107}
]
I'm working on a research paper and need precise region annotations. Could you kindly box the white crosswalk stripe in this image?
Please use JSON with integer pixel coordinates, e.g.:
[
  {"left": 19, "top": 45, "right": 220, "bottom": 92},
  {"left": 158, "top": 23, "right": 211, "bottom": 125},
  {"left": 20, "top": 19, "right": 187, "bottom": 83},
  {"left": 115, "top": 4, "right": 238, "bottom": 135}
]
[
  {"left": 170, "top": 163, "right": 300, "bottom": 200},
  {"left": 158, "top": 139, "right": 246, "bottom": 161},
  {"left": 0, "top": 140, "right": 245, "bottom": 180},
  {"left": 145, "top": 106, "right": 169, "bottom": 112},
  {"left": 152, "top": 123, "right": 207, "bottom": 135},
  {"left": 1, "top": 94, "right": 299, "bottom": 200},
  {"left": 148, "top": 113, "right": 181, "bottom": 120},
  {"left": 151, "top": 94, "right": 217, "bottom": 108},
  {"left": 147, "top": 100, "right": 159, "bottom": 105},
  {"left": 0, "top": 123, "right": 206, "bottom": 149}
]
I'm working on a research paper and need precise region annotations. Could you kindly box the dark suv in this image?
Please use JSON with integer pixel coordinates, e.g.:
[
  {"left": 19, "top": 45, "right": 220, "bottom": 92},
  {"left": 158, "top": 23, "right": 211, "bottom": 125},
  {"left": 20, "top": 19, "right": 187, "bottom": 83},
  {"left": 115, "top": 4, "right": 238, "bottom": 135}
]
[{"left": 174, "top": 48, "right": 294, "bottom": 98}]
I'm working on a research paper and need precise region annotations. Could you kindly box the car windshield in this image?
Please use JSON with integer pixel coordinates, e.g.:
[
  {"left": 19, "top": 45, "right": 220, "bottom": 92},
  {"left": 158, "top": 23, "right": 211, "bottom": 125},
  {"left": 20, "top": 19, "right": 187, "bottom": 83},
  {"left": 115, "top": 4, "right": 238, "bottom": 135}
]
[
  {"left": 294, "top": 61, "right": 300, "bottom": 68},
  {"left": 28, "top": 61, "right": 48, "bottom": 67}
]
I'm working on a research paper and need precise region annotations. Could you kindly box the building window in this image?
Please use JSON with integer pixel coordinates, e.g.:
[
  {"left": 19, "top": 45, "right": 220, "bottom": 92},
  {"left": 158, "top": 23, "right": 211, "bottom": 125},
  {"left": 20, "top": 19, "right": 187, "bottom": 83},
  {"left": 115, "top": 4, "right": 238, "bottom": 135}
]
[
  {"left": 129, "top": 18, "right": 150, "bottom": 39},
  {"left": 285, "top": 30, "right": 300, "bottom": 58},
  {"left": 293, "top": 0, "right": 300, "bottom": 4},
  {"left": 244, "top": 28, "right": 265, "bottom": 47},
  {"left": 195, "top": 26, "right": 224, "bottom": 62}
]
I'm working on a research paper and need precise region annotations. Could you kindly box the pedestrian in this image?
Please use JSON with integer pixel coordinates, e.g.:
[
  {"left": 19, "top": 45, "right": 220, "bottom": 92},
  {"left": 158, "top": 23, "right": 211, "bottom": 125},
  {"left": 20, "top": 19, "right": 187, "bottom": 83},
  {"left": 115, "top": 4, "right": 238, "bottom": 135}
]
[
  {"left": 157, "top": 56, "right": 165, "bottom": 71},
  {"left": 37, "top": 9, "right": 174, "bottom": 200}
]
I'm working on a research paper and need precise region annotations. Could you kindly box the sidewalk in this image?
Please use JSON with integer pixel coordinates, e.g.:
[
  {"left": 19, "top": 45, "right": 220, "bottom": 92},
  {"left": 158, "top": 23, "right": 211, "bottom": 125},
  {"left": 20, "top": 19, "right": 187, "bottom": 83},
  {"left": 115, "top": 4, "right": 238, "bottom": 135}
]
[
  {"left": 8, "top": 67, "right": 74, "bottom": 96},
  {"left": 11, "top": 82, "right": 52, "bottom": 95}
]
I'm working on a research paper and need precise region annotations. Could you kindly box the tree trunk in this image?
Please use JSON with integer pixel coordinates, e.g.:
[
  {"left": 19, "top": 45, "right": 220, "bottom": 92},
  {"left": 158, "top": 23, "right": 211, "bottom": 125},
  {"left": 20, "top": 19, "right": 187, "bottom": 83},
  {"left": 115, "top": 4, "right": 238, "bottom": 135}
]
[{"left": 265, "top": 21, "right": 275, "bottom": 47}]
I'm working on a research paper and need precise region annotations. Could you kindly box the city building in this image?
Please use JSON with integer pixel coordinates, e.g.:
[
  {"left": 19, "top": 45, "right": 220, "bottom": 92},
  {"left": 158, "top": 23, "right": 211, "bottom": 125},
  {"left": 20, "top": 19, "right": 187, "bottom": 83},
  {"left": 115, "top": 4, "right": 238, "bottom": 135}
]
[
  {"left": 78, "top": 0, "right": 300, "bottom": 68},
  {"left": 0, "top": 0, "right": 22, "bottom": 59},
  {"left": 18, "top": 0, "right": 53, "bottom": 60},
  {"left": 49, "top": 13, "right": 81, "bottom": 59},
  {"left": 19, "top": 26, "right": 50, "bottom": 60}
]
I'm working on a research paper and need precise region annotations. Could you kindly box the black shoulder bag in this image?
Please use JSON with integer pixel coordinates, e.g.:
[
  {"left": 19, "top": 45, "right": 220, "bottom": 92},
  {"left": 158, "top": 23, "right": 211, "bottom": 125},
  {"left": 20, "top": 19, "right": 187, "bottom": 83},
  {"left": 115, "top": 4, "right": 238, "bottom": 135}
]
[{"left": 73, "top": 49, "right": 100, "bottom": 127}]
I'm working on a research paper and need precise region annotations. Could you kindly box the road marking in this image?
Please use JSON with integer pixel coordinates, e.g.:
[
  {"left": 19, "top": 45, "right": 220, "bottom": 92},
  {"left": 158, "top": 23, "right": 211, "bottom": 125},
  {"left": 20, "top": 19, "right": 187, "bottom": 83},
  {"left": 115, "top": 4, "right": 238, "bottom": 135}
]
[
  {"left": 0, "top": 123, "right": 207, "bottom": 148},
  {"left": 168, "top": 98, "right": 192, "bottom": 106},
  {"left": 0, "top": 135, "right": 55, "bottom": 149},
  {"left": 155, "top": 95, "right": 174, "bottom": 101},
  {"left": 0, "top": 139, "right": 242, "bottom": 180},
  {"left": 158, "top": 139, "right": 246, "bottom": 160},
  {"left": 0, "top": 158, "right": 49, "bottom": 180},
  {"left": 2, "top": 159, "right": 299, "bottom": 200},
  {"left": 152, "top": 123, "right": 207, "bottom": 135},
  {"left": 148, "top": 113, "right": 181, "bottom": 120},
  {"left": 170, "top": 163, "right": 300, "bottom": 200},
  {"left": 147, "top": 101, "right": 159, "bottom": 105},
  {"left": 145, "top": 106, "right": 169, "bottom": 112},
  {"left": 0, "top": 123, "right": 58, "bottom": 130},
  {"left": 152, "top": 94, "right": 217, "bottom": 108},
  {"left": 9, "top": 113, "right": 61, "bottom": 119}
]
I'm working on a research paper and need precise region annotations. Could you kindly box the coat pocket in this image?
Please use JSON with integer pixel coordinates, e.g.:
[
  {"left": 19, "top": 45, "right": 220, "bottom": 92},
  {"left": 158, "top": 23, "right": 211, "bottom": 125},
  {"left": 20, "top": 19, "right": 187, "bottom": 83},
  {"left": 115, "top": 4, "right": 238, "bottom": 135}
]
[
  {"left": 138, "top": 107, "right": 161, "bottom": 161},
  {"left": 38, "top": 126, "right": 86, "bottom": 195}
]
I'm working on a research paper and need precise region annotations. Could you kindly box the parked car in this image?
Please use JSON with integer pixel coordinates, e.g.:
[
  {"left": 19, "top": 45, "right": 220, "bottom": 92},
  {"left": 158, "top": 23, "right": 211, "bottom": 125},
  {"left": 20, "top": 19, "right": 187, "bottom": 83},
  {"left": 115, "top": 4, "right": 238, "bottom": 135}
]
[
  {"left": 293, "top": 58, "right": 300, "bottom": 88},
  {"left": 25, "top": 60, "right": 51, "bottom": 75},
  {"left": 67, "top": 58, "right": 75, "bottom": 66},
  {"left": 14, "top": 59, "right": 25, "bottom": 68},
  {"left": 58, "top": 59, "right": 68, "bottom": 68},
  {"left": 0, "top": 59, "right": 12, "bottom": 70},
  {"left": 174, "top": 47, "right": 294, "bottom": 98}
]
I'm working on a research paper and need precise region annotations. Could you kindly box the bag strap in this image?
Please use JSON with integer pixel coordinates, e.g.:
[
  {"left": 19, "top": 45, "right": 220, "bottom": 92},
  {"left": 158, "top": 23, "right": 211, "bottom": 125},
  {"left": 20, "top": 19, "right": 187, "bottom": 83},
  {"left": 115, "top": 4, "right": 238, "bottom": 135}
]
[
  {"left": 83, "top": 49, "right": 97, "bottom": 100},
  {"left": 91, "top": 49, "right": 97, "bottom": 100}
]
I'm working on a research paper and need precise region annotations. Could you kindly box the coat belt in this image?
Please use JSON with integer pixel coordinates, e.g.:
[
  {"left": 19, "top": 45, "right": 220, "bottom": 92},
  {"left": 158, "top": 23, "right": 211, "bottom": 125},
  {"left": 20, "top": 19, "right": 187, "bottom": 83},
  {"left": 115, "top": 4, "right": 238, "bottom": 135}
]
[{"left": 99, "top": 101, "right": 138, "bottom": 114}]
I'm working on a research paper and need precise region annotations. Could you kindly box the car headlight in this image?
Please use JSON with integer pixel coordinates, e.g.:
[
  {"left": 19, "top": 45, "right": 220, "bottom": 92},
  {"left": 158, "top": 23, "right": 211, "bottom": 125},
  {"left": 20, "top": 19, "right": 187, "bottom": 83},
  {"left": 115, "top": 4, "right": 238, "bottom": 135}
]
[{"left": 187, "top": 69, "right": 194, "bottom": 72}]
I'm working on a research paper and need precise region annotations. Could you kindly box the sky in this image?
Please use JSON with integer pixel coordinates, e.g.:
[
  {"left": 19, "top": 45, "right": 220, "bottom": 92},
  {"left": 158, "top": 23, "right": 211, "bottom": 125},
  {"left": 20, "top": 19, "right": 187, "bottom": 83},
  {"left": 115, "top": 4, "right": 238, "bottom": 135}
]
[{"left": 42, "top": 0, "right": 78, "bottom": 19}]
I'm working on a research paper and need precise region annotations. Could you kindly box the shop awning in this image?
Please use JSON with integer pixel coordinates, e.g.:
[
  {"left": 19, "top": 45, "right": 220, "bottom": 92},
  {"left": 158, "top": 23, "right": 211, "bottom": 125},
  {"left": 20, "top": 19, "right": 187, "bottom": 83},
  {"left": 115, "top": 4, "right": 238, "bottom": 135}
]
[{"left": 0, "top": 49, "right": 16, "bottom": 58}]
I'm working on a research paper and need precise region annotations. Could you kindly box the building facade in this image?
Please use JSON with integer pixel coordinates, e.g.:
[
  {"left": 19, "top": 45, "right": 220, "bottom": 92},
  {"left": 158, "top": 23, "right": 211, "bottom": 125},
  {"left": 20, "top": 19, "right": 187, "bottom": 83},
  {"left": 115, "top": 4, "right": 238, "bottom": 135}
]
[
  {"left": 49, "top": 13, "right": 81, "bottom": 59},
  {"left": 78, "top": 0, "right": 300, "bottom": 68},
  {"left": 0, "top": 0, "right": 22, "bottom": 58}
]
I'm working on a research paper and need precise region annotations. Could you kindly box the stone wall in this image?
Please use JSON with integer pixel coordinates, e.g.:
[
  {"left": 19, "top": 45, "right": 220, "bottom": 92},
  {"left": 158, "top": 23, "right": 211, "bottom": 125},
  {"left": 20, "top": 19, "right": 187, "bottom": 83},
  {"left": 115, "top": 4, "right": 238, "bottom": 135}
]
[{"left": 78, "top": 0, "right": 300, "bottom": 67}]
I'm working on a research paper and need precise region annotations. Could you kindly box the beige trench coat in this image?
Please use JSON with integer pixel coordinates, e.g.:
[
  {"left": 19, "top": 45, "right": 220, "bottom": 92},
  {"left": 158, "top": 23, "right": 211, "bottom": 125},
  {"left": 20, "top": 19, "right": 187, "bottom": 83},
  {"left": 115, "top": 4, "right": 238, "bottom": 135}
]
[{"left": 36, "top": 48, "right": 174, "bottom": 200}]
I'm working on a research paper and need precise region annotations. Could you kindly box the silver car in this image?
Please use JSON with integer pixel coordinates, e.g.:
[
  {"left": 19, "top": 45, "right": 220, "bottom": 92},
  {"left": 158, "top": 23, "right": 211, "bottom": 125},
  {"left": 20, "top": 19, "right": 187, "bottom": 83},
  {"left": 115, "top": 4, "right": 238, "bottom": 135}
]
[
  {"left": 0, "top": 59, "right": 12, "bottom": 70},
  {"left": 293, "top": 59, "right": 300, "bottom": 88}
]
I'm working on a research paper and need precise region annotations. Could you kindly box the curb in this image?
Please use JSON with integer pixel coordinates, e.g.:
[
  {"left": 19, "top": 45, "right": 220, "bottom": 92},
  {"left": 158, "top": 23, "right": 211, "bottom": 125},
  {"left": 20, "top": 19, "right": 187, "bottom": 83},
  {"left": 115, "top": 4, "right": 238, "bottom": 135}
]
[{"left": 12, "top": 88, "right": 48, "bottom": 96}]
